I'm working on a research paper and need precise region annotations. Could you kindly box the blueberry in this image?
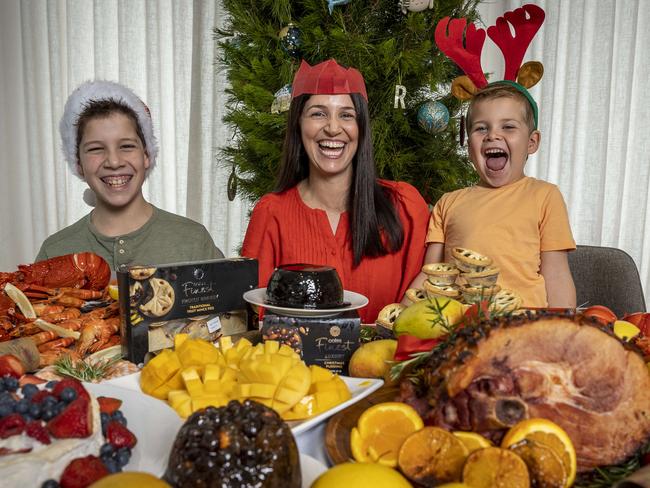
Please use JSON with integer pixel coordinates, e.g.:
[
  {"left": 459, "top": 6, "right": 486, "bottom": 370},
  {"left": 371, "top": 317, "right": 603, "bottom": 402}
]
[
  {"left": 41, "top": 480, "right": 59, "bottom": 488},
  {"left": 21, "top": 384, "right": 39, "bottom": 399},
  {"left": 116, "top": 447, "right": 131, "bottom": 467},
  {"left": 22, "top": 413, "right": 33, "bottom": 422},
  {"left": 112, "top": 411, "right": 127, "bottom": 426},
  {"left": 99, "top": 443, "right": 114, "bottom": 457},
  {"left": 45, "top": 381, "right": 58, "bottom": 390},
  {"left": 28, "top": 403, "right": 41, "bottom": 419},
  {"left": 103, "top": 457, "right": 119, "bottom": 473},
  {"left": 0, "top": 382, "right": 5, "bottom": 393},
  {"left": 0, "top": 392, "right": 14, "bottom": 405},
  {"left": 0, "top": 403, "right": 14, "bottom": 417},
  {"left": 42, "top": 396, "right": 57, "bottom": 407},
  {"left": 60, "top": 387, "right": 77, "bottom": 403},
  {"left": 15, "top": 399, "right": 30, "bottom": 414},
  {"left": 41, "top": 407, "right": 56, "bottom": 421},
  {"left": 3, "top": 376, "right": 18, "bottom": 392}
]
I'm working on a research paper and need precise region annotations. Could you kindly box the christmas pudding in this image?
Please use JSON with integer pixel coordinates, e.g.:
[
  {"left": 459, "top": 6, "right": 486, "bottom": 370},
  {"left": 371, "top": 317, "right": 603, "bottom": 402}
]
[
  {"left": 265, "top": 264, "right": 347, "bottom": 309},
  {"left": 164, "top": 400, "right": 301, "bottom": 487},
  {"left": 0, "top": 377, "right": 137, "bottom": 487}
]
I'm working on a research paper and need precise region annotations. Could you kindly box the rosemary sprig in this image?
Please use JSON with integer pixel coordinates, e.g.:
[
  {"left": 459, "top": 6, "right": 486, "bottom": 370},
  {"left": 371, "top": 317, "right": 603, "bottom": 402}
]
[
  {"left": 389, "top": 350, "right": 435, "bottom": 382},
  {"left": 574, "top": 440, "right": 650, "bottom": 487},
  {"left": 54, "top": 354, "right": 121, "bottom": 382}
]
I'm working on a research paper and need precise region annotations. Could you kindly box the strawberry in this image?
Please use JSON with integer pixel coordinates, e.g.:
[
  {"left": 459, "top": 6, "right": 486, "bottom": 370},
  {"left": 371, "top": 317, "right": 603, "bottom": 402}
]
[
  {"left": 97, "top": 396, "right": 122, "bottom": 414},
  {"left": 52, "top": 379, "right": 90, "bottom": 401},
  {"left": 31, "top": 390, "right": 55, "bottom": 404},
  {"left": 25, "top": 421, "right": 51, "bottom": 444},
  {"left": 105, "top": 420, "right": 137, "bottom": 449},
  {"left": 60, "top": 455, "right": 109, "bottom": 488},
  {"left": 0, "top": 354, "right": 25, "bottom": 379},
  {"left": 47, "top": 397, "right": 91, "bottom": 438},
  {"left": 0, "top": 414, "right": 26, "bottom": 439}
]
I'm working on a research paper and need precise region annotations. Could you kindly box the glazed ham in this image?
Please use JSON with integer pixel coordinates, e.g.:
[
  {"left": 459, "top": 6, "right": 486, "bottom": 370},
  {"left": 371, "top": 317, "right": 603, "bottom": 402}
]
[{"left": 400, "top": 313, "right": 650, "bottom": 471}]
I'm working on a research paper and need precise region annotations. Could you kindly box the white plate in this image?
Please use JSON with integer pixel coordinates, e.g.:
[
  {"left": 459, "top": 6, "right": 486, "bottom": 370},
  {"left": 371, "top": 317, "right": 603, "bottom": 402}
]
[
  {"left": 104, "top": 373, "right": 383, "bottom": 436},
  {"left": 300, "top": 453, "right": 327, "bottom": 487},
  {"left": 84, "top": 382, "right": 182, "bottom": 477},
  {"left": 243, "top": 287, "right": 369, "bottom": 317}
]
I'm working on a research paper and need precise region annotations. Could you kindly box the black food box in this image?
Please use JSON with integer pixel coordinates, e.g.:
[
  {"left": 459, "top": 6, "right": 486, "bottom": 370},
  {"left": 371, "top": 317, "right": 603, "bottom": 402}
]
[
  {"left": 261, "top": 311, "right": 361, "bottom": 375},
  {"left": 117, "top": 258, "right": 258, "bottom": 364}
]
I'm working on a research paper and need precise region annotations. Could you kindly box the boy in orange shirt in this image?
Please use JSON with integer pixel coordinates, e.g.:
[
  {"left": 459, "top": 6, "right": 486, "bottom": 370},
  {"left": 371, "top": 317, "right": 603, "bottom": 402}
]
[
  {"left": 409, "top": 5, "right": 576, "bottom": 308},
  {"left": 409, "top": 82, "right": 576, "bottom": 308}
]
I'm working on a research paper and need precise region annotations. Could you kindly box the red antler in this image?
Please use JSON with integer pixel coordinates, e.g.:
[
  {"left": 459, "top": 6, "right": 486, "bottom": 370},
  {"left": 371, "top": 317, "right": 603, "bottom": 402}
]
[
  {"left": 435, "top": 17, "right": 488, "bottom": 89},
  {"left": 487, "top": 4, "right": 545, "bottom": 81}
]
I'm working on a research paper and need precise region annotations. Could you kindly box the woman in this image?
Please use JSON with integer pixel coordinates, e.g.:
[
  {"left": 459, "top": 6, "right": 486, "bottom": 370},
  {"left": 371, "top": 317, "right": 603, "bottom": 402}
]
[
  {"left": 242, "top": 59, "right": 429, "bottom": 323},
  {"left": 37, "top": 80, "right": 223, "bottom": 269}
]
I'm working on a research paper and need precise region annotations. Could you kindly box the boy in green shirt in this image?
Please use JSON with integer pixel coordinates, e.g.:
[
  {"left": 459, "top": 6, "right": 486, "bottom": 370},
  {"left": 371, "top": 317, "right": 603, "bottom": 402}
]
[{"left": 37, "top": 81, "right": 223, "bottom": 269}]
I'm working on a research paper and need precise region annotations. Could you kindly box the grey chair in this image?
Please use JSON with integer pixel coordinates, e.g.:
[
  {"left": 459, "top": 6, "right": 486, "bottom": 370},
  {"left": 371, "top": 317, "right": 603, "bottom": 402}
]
[{"left": 568, "top": 245, "right": 646, "bottom": 317}]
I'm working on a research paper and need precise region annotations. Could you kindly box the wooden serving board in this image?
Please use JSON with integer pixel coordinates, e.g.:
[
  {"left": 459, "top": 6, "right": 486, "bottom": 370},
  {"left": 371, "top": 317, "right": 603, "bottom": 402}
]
[{"left": 324, "top": 385, "right": 400, "bottom": 465}]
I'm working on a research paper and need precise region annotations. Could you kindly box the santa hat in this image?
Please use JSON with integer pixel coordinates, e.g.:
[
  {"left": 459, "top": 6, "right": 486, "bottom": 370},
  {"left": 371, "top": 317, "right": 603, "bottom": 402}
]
[{"left": 59, "top": 80, "right": 158, "bottom": 178}]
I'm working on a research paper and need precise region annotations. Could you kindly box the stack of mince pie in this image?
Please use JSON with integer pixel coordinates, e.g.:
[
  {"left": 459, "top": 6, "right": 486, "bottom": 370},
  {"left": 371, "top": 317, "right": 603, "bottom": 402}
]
[{"left": 404, "top": 247, "right": 522, "bottom": 313}]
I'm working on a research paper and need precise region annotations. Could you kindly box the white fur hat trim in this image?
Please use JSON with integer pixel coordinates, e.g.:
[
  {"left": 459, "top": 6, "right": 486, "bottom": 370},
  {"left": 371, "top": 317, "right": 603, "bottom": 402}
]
[{"left": 59, "top": 80, "right": 158, "bottom": 180}]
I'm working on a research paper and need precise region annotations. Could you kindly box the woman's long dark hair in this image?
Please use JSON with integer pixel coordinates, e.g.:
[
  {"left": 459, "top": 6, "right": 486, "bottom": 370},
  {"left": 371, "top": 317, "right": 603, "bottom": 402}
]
[{"left": 275, "top": 93, "right": 404, "bottom": 266}]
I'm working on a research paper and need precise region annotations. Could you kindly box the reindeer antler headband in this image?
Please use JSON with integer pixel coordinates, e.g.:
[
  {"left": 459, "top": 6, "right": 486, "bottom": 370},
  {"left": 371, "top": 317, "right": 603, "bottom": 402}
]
[{"left": 435, "top": 4, "right": 545, "bottom": 128}]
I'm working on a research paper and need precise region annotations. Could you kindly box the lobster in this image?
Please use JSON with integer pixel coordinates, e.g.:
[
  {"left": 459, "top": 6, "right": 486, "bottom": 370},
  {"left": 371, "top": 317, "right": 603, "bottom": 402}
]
[{"left": 0, "top": 252, "right": 110, "bottom": 291}]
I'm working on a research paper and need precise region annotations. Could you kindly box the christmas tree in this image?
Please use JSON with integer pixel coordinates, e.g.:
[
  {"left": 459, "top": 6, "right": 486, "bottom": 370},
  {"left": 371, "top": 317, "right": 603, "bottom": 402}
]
[{"left": 216, "top": 0, "right": 480, "bottom": 204}]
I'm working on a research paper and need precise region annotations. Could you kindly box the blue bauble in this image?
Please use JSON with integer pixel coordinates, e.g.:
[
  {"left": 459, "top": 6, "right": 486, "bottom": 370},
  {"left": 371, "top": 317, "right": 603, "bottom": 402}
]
[
  {"left": 279, "top": 24, "right": 301, "bottom": 58},
  {"left": 417, "top": 101, "right": 450, "bottom": 134}
]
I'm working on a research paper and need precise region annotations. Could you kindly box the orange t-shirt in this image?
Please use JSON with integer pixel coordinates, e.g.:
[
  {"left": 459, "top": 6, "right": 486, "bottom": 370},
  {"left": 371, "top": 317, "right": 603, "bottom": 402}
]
[
  {"left": 241, "top": 180, "right": 430, "bottom": 323},
  {"left": 426, "top": 177, "right": 576, "bottom": 307}
]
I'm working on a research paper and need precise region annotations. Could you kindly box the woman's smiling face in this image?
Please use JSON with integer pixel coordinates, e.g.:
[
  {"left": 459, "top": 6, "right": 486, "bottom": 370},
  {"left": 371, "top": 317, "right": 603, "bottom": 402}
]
[
  {"left": 77, "top": 112, "right": 149, "bottom": 210},
  {"left": 300, "top": 94, "right": 359, "bottom": 179}
]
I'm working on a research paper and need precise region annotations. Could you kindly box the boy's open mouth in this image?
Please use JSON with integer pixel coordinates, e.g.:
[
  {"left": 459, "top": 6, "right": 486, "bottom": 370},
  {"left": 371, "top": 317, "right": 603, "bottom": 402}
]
[
  {"left": 101, "top": 175, "right": 132, "bottom": 188},
  {"left": 484, "top": 148, "right": 508, "bottom": 171}
]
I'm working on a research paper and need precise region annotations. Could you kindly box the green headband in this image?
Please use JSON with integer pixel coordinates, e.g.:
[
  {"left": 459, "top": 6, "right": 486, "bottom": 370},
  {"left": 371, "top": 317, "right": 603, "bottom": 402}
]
[{"left": 488, "top": 80, "right": 539, "bottom": 129}]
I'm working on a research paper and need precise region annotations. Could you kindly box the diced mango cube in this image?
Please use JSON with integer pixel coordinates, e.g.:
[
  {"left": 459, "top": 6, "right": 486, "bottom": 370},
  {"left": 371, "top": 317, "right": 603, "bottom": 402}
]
[
  {"left": 181, "top": 367, "right": 204, "bottom": 398},
  {"left": 174, "top": 397, "right": 193, "bottom": 418},
  {"left": 309, "top": 365, "right": 333, "bottom": 384},
  {"left": 174, "top": 333, "right": 189, "bottom": 349},
  {"left": 192, "top": 394, "right": 229, "bottom": 411}
]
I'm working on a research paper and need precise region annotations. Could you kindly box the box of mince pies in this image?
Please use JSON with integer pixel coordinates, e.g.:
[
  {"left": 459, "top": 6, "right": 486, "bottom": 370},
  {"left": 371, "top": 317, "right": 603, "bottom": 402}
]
[{"left": 117, "top": 258, "right": 258, "bottom": 364}]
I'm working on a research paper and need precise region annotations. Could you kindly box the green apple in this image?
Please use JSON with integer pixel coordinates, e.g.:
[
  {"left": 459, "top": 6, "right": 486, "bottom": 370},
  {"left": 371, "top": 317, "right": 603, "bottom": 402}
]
[{"left": 393, "top": 297, "right": 464, "bottom": 339}]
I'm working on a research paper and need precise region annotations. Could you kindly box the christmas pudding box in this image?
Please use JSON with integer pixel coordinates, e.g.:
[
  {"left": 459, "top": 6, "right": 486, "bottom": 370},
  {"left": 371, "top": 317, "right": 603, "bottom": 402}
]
[
  {"left": 117, "top": 258, "right": 258, "bottom": 364},
  {"left": 261, "top": 311, "right": 361, "bottom": 375}
]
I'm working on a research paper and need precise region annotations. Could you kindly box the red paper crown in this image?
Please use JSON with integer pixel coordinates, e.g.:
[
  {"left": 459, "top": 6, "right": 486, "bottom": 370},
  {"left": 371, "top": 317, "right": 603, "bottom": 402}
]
[{"left": 292, "top": 59, "right": 368, "bottom": 101}]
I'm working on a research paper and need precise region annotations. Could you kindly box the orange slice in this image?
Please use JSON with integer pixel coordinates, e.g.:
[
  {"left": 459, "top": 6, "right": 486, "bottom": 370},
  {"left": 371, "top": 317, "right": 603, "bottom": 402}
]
[
  {"left": 452, "top": 431, "right": 493, "bottom": 454},
  {"left": 397, "top": 426, "right": 468, "bottom": 485},
  {"left": 462, "top": 447, "right": 530, "bottom": 488},
  {"left": 510, "top": 438, "right": 567, "bottom": 488},
  {"left": 501, "top": 418, "right": 577, "bottom": 488},
  {"left": 350, "top": 402, "right": 423, "bottom": 467}
]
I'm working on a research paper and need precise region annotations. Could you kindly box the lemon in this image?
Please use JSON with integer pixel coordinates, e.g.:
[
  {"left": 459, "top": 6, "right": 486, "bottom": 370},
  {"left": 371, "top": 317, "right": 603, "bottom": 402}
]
[
  {"left": 350, "top": 402, "right": 423, "bottom": 467},
  {"left": 613, "top": 320, "right": 640, "bottom": 341},
  {"left": 3, "top": 283, "right": 36, "bottom": 318},
  {"left": 311, "top": 462, "right": 411, "bottom": 487},
  {"left": 393, "top": 297, "right": 464, "bottom": 339},
  {"left": 108, "top": 284, "right": 119, "bottom": 301},
  {"left": 501, "top": 418, "right": 577, "bottom": 488},
  {"left": 89, "top": 472, "right": 171, "bottom": 487}
]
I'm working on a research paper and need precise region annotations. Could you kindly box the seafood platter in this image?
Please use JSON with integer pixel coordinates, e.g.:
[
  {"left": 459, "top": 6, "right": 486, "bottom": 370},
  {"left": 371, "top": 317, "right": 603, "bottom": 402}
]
[{"left": 0, "top": 251, "right": 649, "bottom": 487}]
